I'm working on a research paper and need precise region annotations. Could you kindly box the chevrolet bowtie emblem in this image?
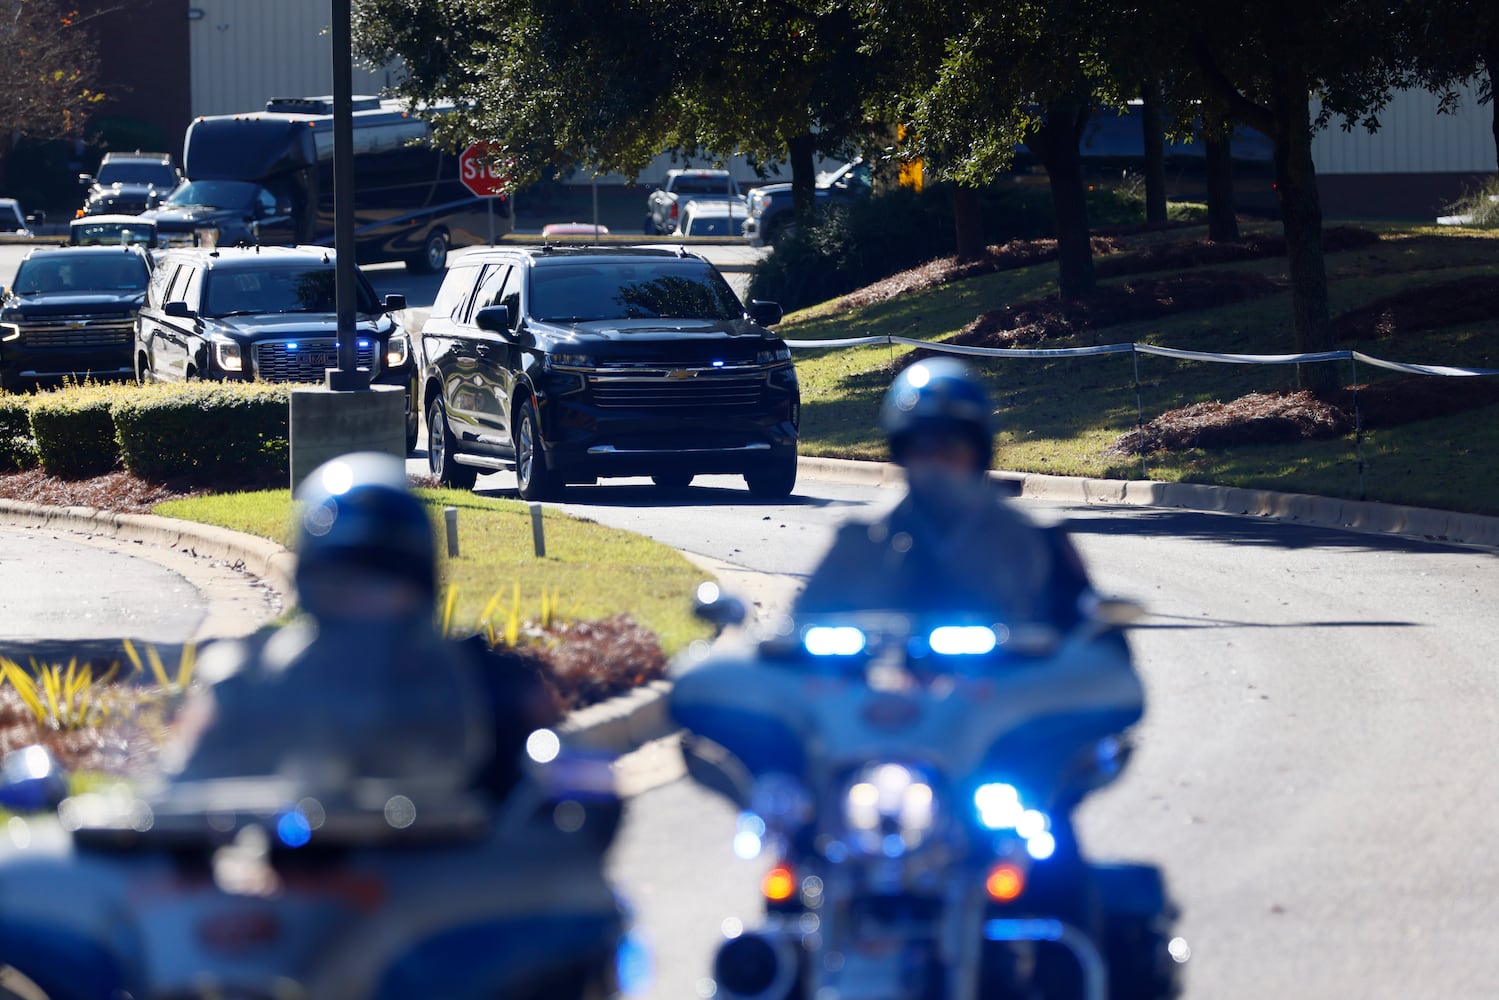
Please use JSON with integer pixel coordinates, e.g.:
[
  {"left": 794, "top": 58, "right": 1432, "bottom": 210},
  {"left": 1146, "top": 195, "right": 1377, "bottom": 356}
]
[{"left": 666, "top": 369, "right": 696, "bottom": 380}]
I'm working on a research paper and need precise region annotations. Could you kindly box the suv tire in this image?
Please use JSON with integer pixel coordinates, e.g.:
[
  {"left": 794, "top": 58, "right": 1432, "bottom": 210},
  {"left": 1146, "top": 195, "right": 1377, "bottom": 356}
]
[
  {"left": 745, "top": 454, "right": 797, "bottom": 498},
  {"left": 514, "top": 398, "right": 563, "bottom": 501},
  {"left": 407, "top": 230, "right": 449, "bottom": 275},
  {"left": 428, "top": 396, "right": 477, "bottom": 489}
]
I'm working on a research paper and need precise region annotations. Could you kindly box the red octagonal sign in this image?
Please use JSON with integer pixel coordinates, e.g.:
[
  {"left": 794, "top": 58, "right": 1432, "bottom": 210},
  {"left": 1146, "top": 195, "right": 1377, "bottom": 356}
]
[{"left": 459, "top": 142, "right": 508, "bottom": 198}]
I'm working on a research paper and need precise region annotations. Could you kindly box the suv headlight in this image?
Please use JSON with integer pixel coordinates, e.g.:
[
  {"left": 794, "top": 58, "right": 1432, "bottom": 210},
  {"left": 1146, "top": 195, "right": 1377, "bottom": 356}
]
[
  {"left": 757, "top": 345, "right": 791, "bottom": 364},
  {"left": 212, "top": 338, "right": 244, "bottom": 373},
  {"left": 385, "top": 332, "right": 411, "bottom": 368},
  {"left": 545, "top": 352, "right": 593, "bottom": 370}
]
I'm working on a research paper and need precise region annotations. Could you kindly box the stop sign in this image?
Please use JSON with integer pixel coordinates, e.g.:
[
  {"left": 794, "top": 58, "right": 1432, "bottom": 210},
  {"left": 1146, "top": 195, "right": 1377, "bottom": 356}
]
[{"left": 459, "top": 142, "right": 508, "bottom": 198}]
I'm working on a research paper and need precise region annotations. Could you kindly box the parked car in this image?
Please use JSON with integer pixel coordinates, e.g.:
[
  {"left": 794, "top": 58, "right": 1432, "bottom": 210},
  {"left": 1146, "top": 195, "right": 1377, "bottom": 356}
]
[
  {"left": 134, "top": 245, "right": 420, "bottom": 451},
  {"left": 421, "top": 245, "right": 799, "bottom": 499},
  {"left": 69, "top": 214, "right": 160, "bottom": 249},
  {"left": 77, "top": 150, "right": 182, "bottom": 218},
  {"left": 743, "top": 157, "right": 871, "bottom": 247},
  {"left": 674, "top": 199, "right": 748, "bottom": 237},
  {"left": 0, "top": 198, "right": 39, "bottom": 238},
  {"left": 0, "top": 245, "right": 152, "bottom": 389},
  {"left": 644, "top": 169, "right": 745, "bottom": 235}
]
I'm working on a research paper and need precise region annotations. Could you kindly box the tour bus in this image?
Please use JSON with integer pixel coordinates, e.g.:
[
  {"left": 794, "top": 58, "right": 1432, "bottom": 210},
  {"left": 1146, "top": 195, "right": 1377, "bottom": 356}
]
[{"left": 148, "top": 96, "right": 511, "bottom": 273}]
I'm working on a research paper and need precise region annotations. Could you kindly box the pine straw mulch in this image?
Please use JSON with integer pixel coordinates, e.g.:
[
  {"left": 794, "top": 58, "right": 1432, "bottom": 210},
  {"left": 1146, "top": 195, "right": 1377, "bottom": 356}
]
[{"left": 1109, "top": 376, "right": 1499, "bottom": 456}]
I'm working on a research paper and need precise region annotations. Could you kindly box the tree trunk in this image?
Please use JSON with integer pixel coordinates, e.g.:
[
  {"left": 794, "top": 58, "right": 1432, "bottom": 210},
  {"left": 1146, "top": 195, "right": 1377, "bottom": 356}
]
[
  {"left": 1271, "top": 78, "right": 1337, "bottom": 395},
  {"left": 1487, "top": 53, "right": 1499, "bottom": 174},
  {"left": 1031, "top": 96, "right": 1096, "bottom": 299},
  {"left": 1141, "top": 83, "right": 1168, "bottom": 225},
  {"left": 952, "top": 184, "right": 984, "bottom": 262},
  {"left": 788, "top": 132, "right": 817, "bottom": 223},
  {"left": 1203, "top": 121, "right": 1239, "bottom": 241}
]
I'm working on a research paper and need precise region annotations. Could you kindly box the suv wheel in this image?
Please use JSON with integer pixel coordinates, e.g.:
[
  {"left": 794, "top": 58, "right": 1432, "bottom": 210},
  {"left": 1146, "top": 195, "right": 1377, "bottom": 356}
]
[
  {"left": 428, "top": 396, "right": 477, "bottom": 489},
  {"left": 514, "top": 398, "right": 562, "bottom": 501},
  {"left": 407, "top": 230, "right": 449, "bottom": 275},
  {"left": 745, "top": 454, "right": 797, "bottom": 498}
]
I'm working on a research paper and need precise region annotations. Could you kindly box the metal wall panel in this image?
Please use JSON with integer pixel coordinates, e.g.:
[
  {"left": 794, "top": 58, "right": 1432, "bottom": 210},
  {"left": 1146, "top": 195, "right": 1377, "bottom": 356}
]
[
  {"left": 1313, "top": 83, "right": 1496, "bottom": 175},
  {"left": 188, "top": 0, "right": 399, "bottom": 120}
]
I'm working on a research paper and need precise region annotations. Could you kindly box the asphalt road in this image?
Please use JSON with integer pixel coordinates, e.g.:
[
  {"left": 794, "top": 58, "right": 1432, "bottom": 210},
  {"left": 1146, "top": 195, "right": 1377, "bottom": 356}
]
[{"left": 446, "top": 468, "right": 1499, "bottom": 1000}]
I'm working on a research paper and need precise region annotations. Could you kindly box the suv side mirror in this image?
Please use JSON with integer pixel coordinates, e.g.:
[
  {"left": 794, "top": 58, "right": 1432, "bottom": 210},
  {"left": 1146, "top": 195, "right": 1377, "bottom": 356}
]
[
  {"left": 77, "top": 173, "right": 95, "bottom": 187},
  {"left": 748, "top": 300, "right": 783, "bottom": 327},
  {"left": 474, "top": 304, "right": 511, "bottom": 334},
  {"left": 383, "top": 293, "right": 407, "bottom": 312},
  {"left": 25, "top": 211, "right": 44, "bottom": 226},
  {"left": 164, "top": 300, "right": 193, "bottom": 318}
]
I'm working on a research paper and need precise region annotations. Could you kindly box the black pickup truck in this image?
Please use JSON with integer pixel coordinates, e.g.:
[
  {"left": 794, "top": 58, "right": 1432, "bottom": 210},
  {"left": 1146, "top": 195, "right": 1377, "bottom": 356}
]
[{"left": 420, "top": 246, "right": 800, "bottom": 499}]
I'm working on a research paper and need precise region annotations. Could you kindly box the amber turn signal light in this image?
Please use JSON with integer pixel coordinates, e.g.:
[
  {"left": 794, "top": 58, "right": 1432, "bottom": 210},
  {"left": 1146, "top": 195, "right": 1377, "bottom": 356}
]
[
  {"left": 761, "top": 863, "right": 797, "bottom": 903},
  {"left": 985, "top": 862, "right": 1026, "bottom": 903}
]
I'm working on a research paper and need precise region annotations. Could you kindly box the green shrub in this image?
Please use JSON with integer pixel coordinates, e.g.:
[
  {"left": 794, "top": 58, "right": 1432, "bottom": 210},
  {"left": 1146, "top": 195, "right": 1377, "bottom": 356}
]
[
  {"left": 1441, "top": 177, "right": 1499, "bottom": 227},
  {"left": 111, "top": 382, "right": 291, "bottom": 486},
  {"left": 28, "top": 384, "right": 133, "bottom": 479},
  {"left": 0, "top": 395, "right": 36, "bottom": 471}
]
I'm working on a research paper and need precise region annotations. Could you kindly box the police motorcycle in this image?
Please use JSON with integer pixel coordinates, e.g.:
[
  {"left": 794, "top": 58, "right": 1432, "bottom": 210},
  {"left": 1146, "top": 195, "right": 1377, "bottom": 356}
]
[
  {"left": 0, "top": 725, "right": 639, "bottom": 1000},
  {"left": 669, "top": 584, "right": 1185, "bottom": 1000}
]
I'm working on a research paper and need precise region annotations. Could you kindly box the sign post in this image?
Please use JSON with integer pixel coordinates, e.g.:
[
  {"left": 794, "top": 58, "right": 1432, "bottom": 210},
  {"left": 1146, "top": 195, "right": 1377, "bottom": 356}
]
[{"left": 459, "top": 142, "right": 508, "bottom": 245}]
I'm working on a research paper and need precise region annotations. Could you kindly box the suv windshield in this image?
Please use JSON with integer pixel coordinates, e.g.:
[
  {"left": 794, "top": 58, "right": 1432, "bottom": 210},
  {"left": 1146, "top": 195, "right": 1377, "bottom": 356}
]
[
  {"left": 203, "top": 264, "right": 377, "bottom": 316},
  {"left": 13, "top": 253, "right": 150, "bottom": 294},
  {"left": 529, "top": 260, "right": 743, "bottom": 322},
  {"left": 97, "top": 162, "right": 178, "bottom": 187},
  {"left": 165, "top": 179, "right": 261, "bottom": 211}
]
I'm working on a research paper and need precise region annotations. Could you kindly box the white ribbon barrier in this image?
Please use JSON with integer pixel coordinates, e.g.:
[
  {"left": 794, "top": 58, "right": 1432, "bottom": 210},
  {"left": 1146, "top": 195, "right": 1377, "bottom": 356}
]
[{"left": 780, "top": 335, "right": 1499, "bottom": 377}]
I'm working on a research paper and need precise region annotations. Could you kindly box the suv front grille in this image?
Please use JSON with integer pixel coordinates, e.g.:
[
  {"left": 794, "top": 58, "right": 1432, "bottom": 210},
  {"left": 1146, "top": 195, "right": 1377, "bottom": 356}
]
[
  {"left": 253, "top": 339, "right": 377, "bottom": 382},
  {"left": 18, "top": 315, "right": 134, "bottom": 347},
  {"left": 585, "top": 363, "right": 768, "bottom": 409}
]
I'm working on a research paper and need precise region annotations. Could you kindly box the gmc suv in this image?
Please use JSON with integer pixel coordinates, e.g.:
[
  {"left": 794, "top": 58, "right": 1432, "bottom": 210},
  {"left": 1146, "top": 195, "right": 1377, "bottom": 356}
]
[
  {"left": 421, "top": 246, "right": 799, "bottom": 499},
  {"left": 134, "top": 246, "right": 420, "bottom": 450},
  {"left": 0, "top": 245, "right": 152, "bottom": 389}
]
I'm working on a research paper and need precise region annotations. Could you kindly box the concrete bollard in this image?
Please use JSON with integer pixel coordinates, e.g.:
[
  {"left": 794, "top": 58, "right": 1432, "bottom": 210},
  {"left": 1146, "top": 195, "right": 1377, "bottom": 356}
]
[{"left": 444, "top": 506, "right": 459, "bottom": 558}]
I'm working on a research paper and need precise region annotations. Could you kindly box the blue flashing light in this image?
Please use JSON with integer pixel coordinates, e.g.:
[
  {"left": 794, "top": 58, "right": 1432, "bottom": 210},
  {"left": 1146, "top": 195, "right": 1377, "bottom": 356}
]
[
  {"left": 276, "top": 810, "right": 312, "bottom": 848},
  {"left": 286, "top": 341, "right": 299, "bottom": 350},
  {"left": 712, "top": 359, "right": 724, "bottom": 367},
  {"left": 928, "top": 625, "right": 998, "bottom": 656},
  {"left": 358, "top": 338, "right": 371, "bottom": 348},
  {"left": 882, "top": 833, "right": 906, "bottom": 858},
  {"left": 1026, "top": 831, "right": 1057, "bottom": 860},
  {"left": 616, "top": 929, "right": 654, "bottom": 998},
  {"left": 974, "top": 782, "right": 1023, "bottom": 830},
  {"left": 733, "top": 831, "right": 763, "bottom": 860},
  {"left": 803, "top": 626, "right": 866, "bottom": 657},
  {"left": 984, "top": 918, "right": 1065, "bottom": 943}
]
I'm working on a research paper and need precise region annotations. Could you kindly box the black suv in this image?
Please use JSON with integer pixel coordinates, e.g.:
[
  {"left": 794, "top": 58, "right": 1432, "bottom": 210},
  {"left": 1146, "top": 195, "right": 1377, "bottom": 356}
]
[
  {"left": 0, "top": 245, "right": 152, "bottom": 389},
  {"left": 78, "top": 151, "right": 182, "bottom": 217},
  {"left": 134, "top": 246, "right": 420, "bottom": 450},
  {"left": 421, "top": 246, "right": 799, "bottom": 499}
]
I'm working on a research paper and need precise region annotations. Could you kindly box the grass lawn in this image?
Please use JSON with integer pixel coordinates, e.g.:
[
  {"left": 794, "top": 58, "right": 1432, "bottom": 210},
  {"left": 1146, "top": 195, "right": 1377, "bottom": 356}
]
[
  {"left": 153, "top": 487, "right": 714, "bottom": 654},
  {"left": 781, "top": 221, "right": 1499, "bottom": 516}
]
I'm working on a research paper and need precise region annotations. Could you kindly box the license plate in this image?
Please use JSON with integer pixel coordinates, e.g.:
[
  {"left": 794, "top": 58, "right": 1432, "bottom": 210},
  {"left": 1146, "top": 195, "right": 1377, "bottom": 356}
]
[{"left": 298, "top": 352, "right": 338, "bottom": 367}]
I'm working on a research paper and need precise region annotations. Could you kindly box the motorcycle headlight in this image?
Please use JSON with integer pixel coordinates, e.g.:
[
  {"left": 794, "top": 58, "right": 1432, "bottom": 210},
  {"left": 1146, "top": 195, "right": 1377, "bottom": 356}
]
[{"left": 840, "top": 762, "right": 937, "bottom": 858}]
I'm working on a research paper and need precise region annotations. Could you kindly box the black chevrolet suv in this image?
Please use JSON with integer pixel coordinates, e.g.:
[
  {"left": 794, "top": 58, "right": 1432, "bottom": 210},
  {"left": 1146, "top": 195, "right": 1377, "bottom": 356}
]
[
  {"left": 134, "top": 246, "right": 420, "bottom": 450},
  {"left": 421, "top": 246, "right": 799, "bottom": 499},
  {"left": 0, "top": 245, "right": 152, "bottom": 389},
  {"left": 77, "top": 151, "right": 182, "bottom": 217}
]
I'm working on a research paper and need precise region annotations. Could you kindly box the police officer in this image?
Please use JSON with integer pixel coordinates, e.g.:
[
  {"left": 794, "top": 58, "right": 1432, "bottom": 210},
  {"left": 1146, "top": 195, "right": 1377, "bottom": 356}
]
[
  {"left": 795, "top": 356, "right": 1093, "bottom": 631},
  {"left": 166, "top": 452, "right": 559, "bottom": 802}
]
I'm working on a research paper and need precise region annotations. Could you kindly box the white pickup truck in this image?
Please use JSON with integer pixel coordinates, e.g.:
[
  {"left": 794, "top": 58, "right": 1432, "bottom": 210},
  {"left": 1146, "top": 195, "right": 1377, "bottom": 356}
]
[{"left": 644, "top": 168, "right": 744, "bottom": 235}]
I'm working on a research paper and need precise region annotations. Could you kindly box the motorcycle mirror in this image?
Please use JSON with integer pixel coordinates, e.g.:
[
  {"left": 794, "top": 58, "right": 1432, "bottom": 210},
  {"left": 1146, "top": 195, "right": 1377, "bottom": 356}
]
[
  {"left": 0, "top": 745, "right": 69, "bottom": 812},
  {"left": 693, "top": 581, "right": 747, "bottom": 630}
]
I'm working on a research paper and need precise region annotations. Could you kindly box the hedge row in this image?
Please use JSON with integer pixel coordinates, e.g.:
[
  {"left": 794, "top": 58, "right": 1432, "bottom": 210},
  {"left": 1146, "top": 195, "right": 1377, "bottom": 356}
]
[{"left": 3, "top": 382, "right": 292, "bottom": 485}]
